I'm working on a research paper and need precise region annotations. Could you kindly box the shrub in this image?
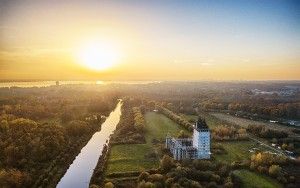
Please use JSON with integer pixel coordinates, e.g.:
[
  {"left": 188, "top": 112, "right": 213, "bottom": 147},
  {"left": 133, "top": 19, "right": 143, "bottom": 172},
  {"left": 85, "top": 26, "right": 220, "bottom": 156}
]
[
  {"left": 160, "top": 155, "right": 175, "bottom": 172},
  {"left": 268, "top": 165, "right": 281, "bottom": 177},
  {"left": 138, "top": 171, "right": 150, "bottom": 182},
  {"left": 104, "top": 182, "right": 114, "bottom": 188}
]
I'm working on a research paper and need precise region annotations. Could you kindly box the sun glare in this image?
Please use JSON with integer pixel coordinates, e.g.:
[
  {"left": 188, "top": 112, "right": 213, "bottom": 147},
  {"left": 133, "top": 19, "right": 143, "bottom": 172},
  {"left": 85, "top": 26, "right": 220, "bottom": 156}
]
[{"left": 77, "top": 41, "right": 120, "bottom": 71}]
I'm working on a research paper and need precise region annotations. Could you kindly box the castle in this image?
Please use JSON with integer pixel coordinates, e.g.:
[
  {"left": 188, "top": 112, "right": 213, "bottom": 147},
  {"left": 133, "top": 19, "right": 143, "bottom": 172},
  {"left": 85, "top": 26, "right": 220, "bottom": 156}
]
[{"left": 165, "top": 117, "right": 211, "bottom": 160}]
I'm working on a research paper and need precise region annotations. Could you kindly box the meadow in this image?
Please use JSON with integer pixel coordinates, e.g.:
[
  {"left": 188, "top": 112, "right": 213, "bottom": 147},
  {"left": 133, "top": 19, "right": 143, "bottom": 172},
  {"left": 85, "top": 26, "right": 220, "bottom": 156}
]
[
  {"left": 106, "top": 112, "right": 188, "bottom": 174},
  {"left": 233, "top": 169, "right": 282, "bottom": 188}
]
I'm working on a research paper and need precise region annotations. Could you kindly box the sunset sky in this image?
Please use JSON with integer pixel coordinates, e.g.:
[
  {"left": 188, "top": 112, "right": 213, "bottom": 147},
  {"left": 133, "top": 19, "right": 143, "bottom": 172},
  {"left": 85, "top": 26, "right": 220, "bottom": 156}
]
[{"left": 0, "top": 0, "right": 299, "bottom": 81}]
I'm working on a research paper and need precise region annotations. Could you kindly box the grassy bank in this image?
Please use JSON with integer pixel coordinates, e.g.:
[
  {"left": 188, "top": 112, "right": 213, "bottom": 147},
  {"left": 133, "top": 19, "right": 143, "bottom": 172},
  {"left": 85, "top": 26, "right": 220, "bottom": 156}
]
[
  {"left": 106, "top": 144, "right": 158, "bottom": 173},
  {"left": 233, "top": 169, "right": 282, "bottom": 188}
]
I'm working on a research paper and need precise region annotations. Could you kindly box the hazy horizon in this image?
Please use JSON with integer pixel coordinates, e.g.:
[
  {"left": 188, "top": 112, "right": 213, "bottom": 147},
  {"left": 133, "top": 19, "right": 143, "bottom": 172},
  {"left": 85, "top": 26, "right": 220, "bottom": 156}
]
[{"left": 1, "top": 0, "right": 300, "bottom": 80}]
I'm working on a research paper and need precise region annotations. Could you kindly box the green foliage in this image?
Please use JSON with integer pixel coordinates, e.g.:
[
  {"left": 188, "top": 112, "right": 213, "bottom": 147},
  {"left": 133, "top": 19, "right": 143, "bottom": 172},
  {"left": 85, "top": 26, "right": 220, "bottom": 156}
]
[
  {"left": 250, "top": 152, "right": 287, "bottom": 167},
  {"left": 247, "top": 124, "right": 288, "bottom": 139},
  {"left": 212, "top": 125, "right": 248, "bottom": 141},
  {"left": 160, "top": 155, "right": 175, "bottom": 172},
  {"left": 104, "top": 182, "right": 114, "bottom": 188},
  {"left": 65, "top": 120, "right": 91, "bottom": 137},
  {"left": 0, "top": 169, "right": 31, "bottom": 188},
  {"left": 133, "top": 107, "right": 146, "bottom": 133},
  {"left": 90, "top": 184, "right": 100, "bottom": 188},
  {"left": 111, "top": 99, "right": 145, "bottom": 144},
  {"left": 0, "top": 87, "right": 117, "bottom": 187},
  {"left": 158, "top": 106, "right": 193, "bottom": 131},
  {"left": 177, "top": 130, "right": 189, "bottom": 138},
  {"left": 268, "top": 165, "right": 282, "bottom": 177}
]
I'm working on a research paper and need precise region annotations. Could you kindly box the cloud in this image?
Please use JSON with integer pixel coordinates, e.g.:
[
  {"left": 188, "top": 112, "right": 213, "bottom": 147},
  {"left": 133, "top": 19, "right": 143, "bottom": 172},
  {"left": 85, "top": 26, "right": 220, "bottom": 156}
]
[{"left": 172, "top": 58, "right": 214, "bottom": 66}]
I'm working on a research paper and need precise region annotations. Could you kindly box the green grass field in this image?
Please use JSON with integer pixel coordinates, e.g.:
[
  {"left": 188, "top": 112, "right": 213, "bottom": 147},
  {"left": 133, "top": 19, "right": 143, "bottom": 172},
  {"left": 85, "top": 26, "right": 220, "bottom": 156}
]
[
  {"left": 180, "top": 113, "right": 222, "bottom": 129},
  {"left": 214, "top": 141, "right": 261, "bottom": 162},
  {"left": 106, "top": 112, "right": 187, "bottom": 174},
  {"left": 106, "top": 144, "right": 158, "bottom": 173},
  {"left": 216, "top": 140, "right": 275, "bottom": 163},
  {"left": 145, "top": 112, "right": 191, "bottom": 142},
  {"left": 233, "top": 170, "right": 282, "bottom": 188}
]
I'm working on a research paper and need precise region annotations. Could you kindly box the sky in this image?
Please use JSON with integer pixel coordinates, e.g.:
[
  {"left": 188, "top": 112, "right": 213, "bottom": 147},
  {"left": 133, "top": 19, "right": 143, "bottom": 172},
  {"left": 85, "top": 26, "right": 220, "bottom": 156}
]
[{"left": 0, "top": 0, "right": 299, "bottom": 81}]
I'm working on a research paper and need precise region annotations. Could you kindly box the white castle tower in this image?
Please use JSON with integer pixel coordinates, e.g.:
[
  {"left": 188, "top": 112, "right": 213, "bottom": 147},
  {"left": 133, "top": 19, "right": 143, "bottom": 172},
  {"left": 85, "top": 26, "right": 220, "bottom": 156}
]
[
  {"left": 165, "top": 117, "right": 211, "bottom": 160},
  {"left": 192, "top": 117, "right": 211, "bottom": 159}
]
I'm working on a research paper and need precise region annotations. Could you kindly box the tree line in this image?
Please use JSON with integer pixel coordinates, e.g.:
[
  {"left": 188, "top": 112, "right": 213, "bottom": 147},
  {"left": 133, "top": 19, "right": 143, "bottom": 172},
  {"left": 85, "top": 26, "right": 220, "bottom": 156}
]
[{"left": 0, "top": 86, "right": 118, "bottom": 187}]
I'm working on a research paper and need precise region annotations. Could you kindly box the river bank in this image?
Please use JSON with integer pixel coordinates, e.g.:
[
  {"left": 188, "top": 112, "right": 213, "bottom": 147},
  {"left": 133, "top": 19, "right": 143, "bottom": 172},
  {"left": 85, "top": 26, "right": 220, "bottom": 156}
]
[{"left": 56, "top": 101, "right": 122, "bottom": 188}]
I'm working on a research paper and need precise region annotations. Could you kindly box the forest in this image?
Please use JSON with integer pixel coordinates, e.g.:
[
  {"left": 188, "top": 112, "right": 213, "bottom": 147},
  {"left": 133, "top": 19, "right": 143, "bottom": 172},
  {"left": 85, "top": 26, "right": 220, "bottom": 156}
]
[
  {"left": 0, "top": 81, "right": 299, "bottom": 187},
  {"left": 0, "top": 86, "right": 118, "bottom": 187}
]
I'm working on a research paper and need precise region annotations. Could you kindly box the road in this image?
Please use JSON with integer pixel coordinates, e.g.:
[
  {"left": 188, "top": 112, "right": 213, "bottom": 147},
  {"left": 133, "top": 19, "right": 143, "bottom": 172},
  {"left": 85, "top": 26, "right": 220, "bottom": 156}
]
[
  {"left": 210, "top": 112, "right": 294, "bottom": 158},
  {"left": 248, "top": 135, "right": 286, "bottom": 156}
]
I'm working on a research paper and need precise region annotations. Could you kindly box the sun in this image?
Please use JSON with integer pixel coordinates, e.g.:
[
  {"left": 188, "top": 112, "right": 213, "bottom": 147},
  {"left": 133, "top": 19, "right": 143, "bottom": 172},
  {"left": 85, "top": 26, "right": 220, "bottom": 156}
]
[{"left": 77, "top": 41, "right": 120, "bottom": 71}]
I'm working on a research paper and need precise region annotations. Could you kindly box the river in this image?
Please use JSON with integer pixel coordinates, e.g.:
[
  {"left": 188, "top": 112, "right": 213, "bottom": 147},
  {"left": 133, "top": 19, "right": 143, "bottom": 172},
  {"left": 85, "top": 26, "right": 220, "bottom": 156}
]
[{"left": 56, "top": 100, "right": 122, "bottom": 188}]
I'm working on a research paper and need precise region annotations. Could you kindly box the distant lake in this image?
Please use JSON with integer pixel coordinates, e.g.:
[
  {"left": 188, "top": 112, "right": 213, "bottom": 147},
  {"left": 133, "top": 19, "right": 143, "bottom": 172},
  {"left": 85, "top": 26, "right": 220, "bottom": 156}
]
[{"left": 0, "top": 80, "right": 161, "bottom": 88}]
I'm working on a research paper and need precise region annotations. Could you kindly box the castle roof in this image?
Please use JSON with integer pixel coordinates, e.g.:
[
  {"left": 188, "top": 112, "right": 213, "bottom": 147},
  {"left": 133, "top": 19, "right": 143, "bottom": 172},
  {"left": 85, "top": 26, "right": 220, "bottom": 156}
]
[{"left": 195, "top": 117, "right": 209, "bottom": 130}]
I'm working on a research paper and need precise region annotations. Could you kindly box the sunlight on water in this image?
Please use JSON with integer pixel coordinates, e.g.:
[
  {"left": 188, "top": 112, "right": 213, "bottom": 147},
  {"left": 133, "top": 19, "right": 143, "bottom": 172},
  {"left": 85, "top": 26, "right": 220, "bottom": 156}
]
[
  {"left": 56, "top": 101, "right": 122, "bottom": 188},
  {"left": 0, "top": 81, "right": 161, "bottom": 88}
]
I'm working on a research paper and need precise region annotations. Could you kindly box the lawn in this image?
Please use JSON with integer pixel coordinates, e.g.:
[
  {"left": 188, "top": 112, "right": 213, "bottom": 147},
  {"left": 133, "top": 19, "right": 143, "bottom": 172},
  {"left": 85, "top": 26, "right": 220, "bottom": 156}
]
[
  {"left": 214, "top": 141, "right": 259, "bottom": 162},
  {"left": 180, "top": 113, "right": 222, "bottom": 129},
  {"left": 145, "top": 112, "right": 191, "bottom": 143},
  {"left": 106, "top": 144, "right": 158, "bottom": 173},
  {"left": 233, "top": 169, "right": 282, "bottom": 188},
  {"left": 215, "top": 140, "right": 276, "bottom": 163},
  {"left": 106, "top": 112, "right": 187, "bottom": 174}
]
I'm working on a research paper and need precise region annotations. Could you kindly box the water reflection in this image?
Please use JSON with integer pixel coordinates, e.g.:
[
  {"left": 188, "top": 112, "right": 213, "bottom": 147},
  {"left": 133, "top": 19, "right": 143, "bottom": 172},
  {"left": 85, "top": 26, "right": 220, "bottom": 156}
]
[{"left": 57, "top": 101, "right": 122, "bottom": 188}]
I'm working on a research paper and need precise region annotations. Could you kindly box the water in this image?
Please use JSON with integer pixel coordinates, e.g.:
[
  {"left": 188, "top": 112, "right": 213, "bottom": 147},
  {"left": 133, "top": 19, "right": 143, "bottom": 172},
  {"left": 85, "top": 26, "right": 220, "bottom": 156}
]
[
  {"left": 56, "top": 101, "right": 122, "bottom": 188},
  {"left": 0, "top": 80, "right": 161, "bottom": 88}
]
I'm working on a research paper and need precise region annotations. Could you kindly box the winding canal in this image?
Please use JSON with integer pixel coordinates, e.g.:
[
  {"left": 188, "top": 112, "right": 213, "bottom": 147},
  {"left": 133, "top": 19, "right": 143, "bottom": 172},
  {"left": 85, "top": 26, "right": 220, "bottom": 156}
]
[{"left": 57, "top": 100, "right": 122, "bottom": 188}]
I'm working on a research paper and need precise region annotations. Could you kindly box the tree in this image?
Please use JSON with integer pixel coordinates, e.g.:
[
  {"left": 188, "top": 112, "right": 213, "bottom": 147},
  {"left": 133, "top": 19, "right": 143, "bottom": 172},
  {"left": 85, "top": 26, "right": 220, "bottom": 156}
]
[
  {"left": 177, "top": 130, "right": 189, "bottom": 138},
  {"left": 65, "top": 120, "right": 90, "bottom": 137},
  {"left": 138, "top": 171, "right": 150, "bottom": 182},
  {"left": 282, "top": 143, "right": 288, "bottom": 150},
  {"left": 104, "top": 182, "right": 114, "bottom": 188},
  {"left": 90, "top": 184, "right": 100, "bottom": 188},
  {"left": 0, "top": 169, "right": 30, "bottom": 188},
  {"left": 269, "top": 165, "right": 281, "bottom": 177},
  {"left": 207, "top": 181, "right": 218, "bottom": 188},
  {"left": 160, "top": 155, "right": 175, "bottom": 172}
]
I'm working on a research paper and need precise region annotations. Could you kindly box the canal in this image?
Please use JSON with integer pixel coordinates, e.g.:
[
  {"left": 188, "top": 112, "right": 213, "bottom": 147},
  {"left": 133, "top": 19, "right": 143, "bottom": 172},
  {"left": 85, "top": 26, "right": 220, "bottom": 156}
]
[{"left": 57, "top": 100, "right": 122, "bottom": 188}]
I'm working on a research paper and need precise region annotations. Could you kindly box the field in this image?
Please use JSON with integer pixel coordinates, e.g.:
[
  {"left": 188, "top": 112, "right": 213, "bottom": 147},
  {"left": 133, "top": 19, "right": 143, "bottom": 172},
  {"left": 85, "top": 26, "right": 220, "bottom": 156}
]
[
  {"left": 233, "top": 169, "right": 282, "bottom": 188},
  {"left": 180, "top": 113, "right": 223, "bottom": 129},
  {"left": 211, "top": 112, "right": 298, "bottom": 136},
  {"left": 214, "top": 141, "right": 269, "bottom": 162},
  {"left": 145, "top": 112, "right": 191, "bottom": 142},
  {"left": 106, "top": 144, "right": 158, "bottom": 173},
  {"left": 106, "top": 112, "right": 188, "bottom": 174}
]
